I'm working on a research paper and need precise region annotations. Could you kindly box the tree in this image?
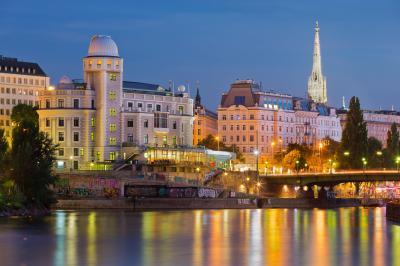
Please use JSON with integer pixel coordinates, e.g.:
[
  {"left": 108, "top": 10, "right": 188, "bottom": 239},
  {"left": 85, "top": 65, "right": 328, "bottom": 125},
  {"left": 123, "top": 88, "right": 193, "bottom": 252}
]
[
  {"left": 0, "top": 129, "right": 7, "bottom": 172},
  {"left": 386, "top": 123, "right": 399, "bottom": 166},
  {"left": 367, "top": 137, "right": 383, "bottom": 168},
  {"left": 197, "top": 134, "right": 243, "bottom": 161},
  {"left": 9, "top": 104, "right": 58, "bottom": 207},
  {"left": 282, "top": 149, "right": 307, "bottom": 171},
  {"left": 339, "top": 96, "right": 368, "bottom": 169}
]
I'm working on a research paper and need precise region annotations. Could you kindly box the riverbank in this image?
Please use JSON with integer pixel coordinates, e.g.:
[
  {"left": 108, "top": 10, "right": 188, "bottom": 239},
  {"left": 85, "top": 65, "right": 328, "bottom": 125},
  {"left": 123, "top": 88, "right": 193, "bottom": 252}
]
[
  {"left": 0, "top": 205, "right": 50, "bottom": 217},
  {"left": 53, "top": 197, "right": 385, "bottom": 210}
]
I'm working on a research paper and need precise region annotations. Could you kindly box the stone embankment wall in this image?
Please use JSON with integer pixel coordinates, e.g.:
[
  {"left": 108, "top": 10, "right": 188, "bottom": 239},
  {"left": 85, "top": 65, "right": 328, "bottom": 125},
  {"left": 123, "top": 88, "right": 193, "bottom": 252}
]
[{"left": 54, "top": 198, "right": 258, "bottom": 210}]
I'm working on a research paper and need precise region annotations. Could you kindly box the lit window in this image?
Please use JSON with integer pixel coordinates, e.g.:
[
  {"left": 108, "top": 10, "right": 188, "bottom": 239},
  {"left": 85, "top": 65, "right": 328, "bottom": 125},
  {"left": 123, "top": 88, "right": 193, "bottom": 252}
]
[
  {"left": 109, "top": 108, "right": 116, "bottom": 116},
  {"left": 91, "top": 117, "right": 95, "bottom": 127},
  {"left": 109, "top": 91, "right": 116, "bottom": 100},
  {"left": 109, "top": 152, "right": 115, "bottom": 160},
  {"left": 109, "top": 137, "right": 117, "bottom": 145},
  {"left": 91, "top": 132, "right": 94, "bottom": 141},
  {"left": 109, "top": 123, "right": 116, "bottom": 132},
  {"left": 109, "top": 74, "right": 117, "bottom": 81},
  {"left": 58, "top": 132, "right": 64, "bottom": 142}
]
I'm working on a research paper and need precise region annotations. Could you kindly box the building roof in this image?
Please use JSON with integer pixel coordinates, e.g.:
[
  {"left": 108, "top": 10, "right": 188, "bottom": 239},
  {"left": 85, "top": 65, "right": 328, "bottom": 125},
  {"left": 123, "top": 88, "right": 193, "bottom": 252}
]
[
  {"left": 123, "top": 81, "right": 176, "bottom": 96},
  {"left": 0, "top": 55, "right": 47, "bottom": 76},
  {"left": 87, "top": 35, "right": 119, "bottom": 57}
]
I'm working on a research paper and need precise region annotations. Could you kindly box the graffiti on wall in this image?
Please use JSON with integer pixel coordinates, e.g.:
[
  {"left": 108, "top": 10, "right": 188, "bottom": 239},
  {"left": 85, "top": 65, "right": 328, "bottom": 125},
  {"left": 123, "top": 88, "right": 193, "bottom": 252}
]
[{"left": 54, "top": 177, "right": 121, "bottom": 198}]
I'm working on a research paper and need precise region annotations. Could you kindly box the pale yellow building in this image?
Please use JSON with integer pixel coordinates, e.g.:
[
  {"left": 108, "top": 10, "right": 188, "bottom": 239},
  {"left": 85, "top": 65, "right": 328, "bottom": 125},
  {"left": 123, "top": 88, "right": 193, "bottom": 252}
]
[{"left": 0, "top": 55, "right": 49, "bottom": 140}]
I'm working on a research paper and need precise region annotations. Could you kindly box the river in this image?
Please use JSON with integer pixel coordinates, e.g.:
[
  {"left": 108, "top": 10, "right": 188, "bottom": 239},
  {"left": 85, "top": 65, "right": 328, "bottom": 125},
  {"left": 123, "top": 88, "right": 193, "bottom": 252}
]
[{"left": 0, "top": 208, "right": 399, "bottom": 266}]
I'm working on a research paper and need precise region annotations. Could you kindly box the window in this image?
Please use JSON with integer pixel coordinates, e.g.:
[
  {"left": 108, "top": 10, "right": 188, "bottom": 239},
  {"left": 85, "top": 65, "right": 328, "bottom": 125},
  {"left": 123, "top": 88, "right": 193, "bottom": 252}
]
[
  {"left": 127, "top": 120, "right": 134, "bottom": 127},
  {"left": 58, "top": 148, "right": 64, "bottom": 156},
  {"left": 91, "top": 100, "right": 95, "bottom": 109},
  {"left": 91, "top": 132, "right": 94, "bottom": 141},
  {"left": 178, "top": 106, "right": 184, "bottom": 115},
  {"left": 58, "top": 99, "right": 64, "bottom": 108},
  {"left": 250, "top": 135, "right": 254, "bottom": 142},
  {"left": 109, "top": 124, "right": 116, "bottom": 132},
  {"left": 222, "top": 115, "right": 227, "bottom": 120},
  {"left": 109, "top": 91, "right": 116, "bottom": 100},
  {"left": 162, "top": 135, "right": 167, "bottom": 145},
  {"left": 156, "top": 104, "right": 161, "bottom": 112},
  {"left": 109, "top": 74, "right": 117, "bottom": 81},
  {"left": 109, "top": 152, "right": 115, "bottom": 161},
  {"left": 45, "top": 118, "right": 50, "bottom": 127},
  {"left": 173, "top": 121, "right": 177, "bottom": 129},
  {"left": 222, "top": 125, "right": 226, "bottom": 131},
  {"left": 250, "top": 114, "right": 254, "bottom": 120},
  {"left": 250, "top": 125, "right": 254, "bottom": 130},
  {"left": 147, "top": 104, "right": 153, "bottom": 111},
  {"left": 138, "top": 102, "right": 143, "bottom": 109},
  {"left": 234, "top": 96, "right": 245, "bottom": 105},
  {"left": 154, "top": 113, "right": 168, "bottom": 128},
  {"left": 80, "top": 148, "right": 84, "bottom": 156},
  {"left": 58, "top": 118, "right": 64, "bottom": 127},
  {"left": 73, "top": 99, "right": 79, "bottom": 109},
  {"left": 127, "top": 134, "right": 133, "bottom": 143},
  {"left": 144, "top": 119, "right": 148, "bottom": 128},
  {"left": 96, "top": 152, "right": 100, "bottom": 161},
  {"left": 73, "top": 132, "right": 79, "bottom": 142},
  {"left": 144, "top": 134, "right": 148, "bottom": 144},
  {"left": 97, "top": 60, "right": 102, "bottom": 67},
  {"left": 172, "top": 136, "right": 177, "bottom": 145},
  {"left": 74, "top": 148, "right": 79, "bottom": 156},
  {"left": 91, "top": 117, "right": 95, "bottom": 127},
  {"left": 109, "top": 137, "right": 117, "bottom": 145},
  {"left": 127, "top": 102, "right": 133, "bottom": 109},
  {"left": 73, "top": 118, "right": 79, "bottom": 127},
  {"left": 58, "top": 132, "right": 64, "bottom": 142},
  {"left": 109, "top": 108, "right": 116, "bottom": 116}
]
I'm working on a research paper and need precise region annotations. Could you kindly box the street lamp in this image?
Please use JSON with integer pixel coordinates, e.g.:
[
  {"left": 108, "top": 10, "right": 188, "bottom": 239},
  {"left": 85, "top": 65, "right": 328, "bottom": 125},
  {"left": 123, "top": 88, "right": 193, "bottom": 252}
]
[
  {"left": 396, "top": 156, "right": 400, "bottom": 172},
  {"left": 376, "top": 151, "right": 383, "bottom": 169},
  {"left": 196, "top": 167, "right": 200, "bottom": 187},
  {"left": 215, "top": 136, "right": 220, "bottom": 151},
  {"left": 343, "top": 151, "right": 350, "bottom": 156},
  {"left": 362, "top": 157, "right": 367, "bottom": 172}
]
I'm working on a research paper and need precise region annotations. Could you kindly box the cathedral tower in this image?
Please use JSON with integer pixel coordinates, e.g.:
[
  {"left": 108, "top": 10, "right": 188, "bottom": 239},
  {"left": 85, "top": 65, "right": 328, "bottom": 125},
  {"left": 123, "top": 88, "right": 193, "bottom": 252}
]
[{"left": 307, "top": 21, "right": 328, "bottom": 104}]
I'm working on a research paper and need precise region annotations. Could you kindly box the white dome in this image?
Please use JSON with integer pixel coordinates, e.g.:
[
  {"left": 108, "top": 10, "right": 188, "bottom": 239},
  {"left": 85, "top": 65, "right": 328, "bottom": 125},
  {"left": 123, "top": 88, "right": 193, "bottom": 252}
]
[
  {"left": 88, "top": 35, "right": 119, "bottom": 57},
  {"left": 59, "top": 75, "right": 73, "bottom": 84}
]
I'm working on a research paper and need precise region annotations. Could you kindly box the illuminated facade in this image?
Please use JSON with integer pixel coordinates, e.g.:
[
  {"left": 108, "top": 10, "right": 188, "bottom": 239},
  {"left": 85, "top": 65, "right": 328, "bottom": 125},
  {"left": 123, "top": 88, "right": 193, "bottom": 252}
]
[
  {"left": 38, "top": 35, "right": 193, "bottom": 170},
  {"left": 218, "top": 80, "right": 341, "bottom": 165},
  {"left": 0, "top": 55, "right": 49, "bottom": 140}
]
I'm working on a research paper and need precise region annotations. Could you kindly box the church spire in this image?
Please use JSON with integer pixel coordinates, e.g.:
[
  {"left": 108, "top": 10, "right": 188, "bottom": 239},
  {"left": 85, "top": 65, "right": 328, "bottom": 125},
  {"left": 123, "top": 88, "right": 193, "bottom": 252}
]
[
  {"left": 307, "top": 21, "right": 328, "bottom": 104},
  {"left": 195, "top": 81, "right": 202, "bottom": 108}
]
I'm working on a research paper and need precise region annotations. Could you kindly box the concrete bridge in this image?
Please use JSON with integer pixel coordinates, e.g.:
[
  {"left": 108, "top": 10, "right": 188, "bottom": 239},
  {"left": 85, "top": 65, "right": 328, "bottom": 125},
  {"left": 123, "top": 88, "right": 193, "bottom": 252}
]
[{"left": 262, "top": 170, "right": 400, "bottom": 186}]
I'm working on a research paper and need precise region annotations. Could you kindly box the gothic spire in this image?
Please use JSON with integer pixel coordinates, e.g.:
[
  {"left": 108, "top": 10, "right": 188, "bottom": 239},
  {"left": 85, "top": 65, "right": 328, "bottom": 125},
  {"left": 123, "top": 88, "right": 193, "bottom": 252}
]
[
  {"left": 307, "top": 21, "right": 328, "bottom": 104},
  {"left": 195, "top": 83, "right": 201, "bottom": 108}
]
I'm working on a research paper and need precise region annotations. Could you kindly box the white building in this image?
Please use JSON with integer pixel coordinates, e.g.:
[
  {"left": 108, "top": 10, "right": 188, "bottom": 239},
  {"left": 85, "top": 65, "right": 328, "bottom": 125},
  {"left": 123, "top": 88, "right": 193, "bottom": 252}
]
[{"left": 38, "top": 35, "right": 193, "bottom": 170}]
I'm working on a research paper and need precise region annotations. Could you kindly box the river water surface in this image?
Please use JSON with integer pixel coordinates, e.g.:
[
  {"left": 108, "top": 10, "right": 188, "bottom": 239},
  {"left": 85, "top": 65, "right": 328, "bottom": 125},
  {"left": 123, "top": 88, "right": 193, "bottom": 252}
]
[{"left": 0, "top": 208, "right": 399, "bottom": 266}]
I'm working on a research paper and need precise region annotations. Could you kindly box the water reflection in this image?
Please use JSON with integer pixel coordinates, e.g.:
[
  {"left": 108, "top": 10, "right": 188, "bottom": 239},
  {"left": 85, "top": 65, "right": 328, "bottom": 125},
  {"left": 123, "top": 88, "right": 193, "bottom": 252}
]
[{"left": 0, "top": 208, "right": 399, "bottom": 265}]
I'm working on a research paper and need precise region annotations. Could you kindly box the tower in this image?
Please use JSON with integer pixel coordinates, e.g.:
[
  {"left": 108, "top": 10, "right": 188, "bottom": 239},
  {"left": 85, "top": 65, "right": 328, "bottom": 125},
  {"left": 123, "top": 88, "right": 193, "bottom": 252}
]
[
  {"left": 195, "top": 86, "right": 201, "bottom": 108},
  {"left": 83, "top": 35, "right": 123, "bottom": 162},
  {"left": 307, "top": 21, "right": 328, "bottom": 104}
]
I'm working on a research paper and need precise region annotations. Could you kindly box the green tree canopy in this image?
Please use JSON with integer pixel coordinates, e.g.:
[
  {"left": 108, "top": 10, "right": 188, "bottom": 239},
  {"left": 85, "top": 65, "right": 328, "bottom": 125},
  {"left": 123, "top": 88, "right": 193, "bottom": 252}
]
[
  {"left": 386, "top": 123, "right": 399, "bottom": 155},
  {"left": 9, "top": 104, "right": 58, "bottom": 207},
  {"left": 339, "top": 96, "right": 368, "bottom": 169}
]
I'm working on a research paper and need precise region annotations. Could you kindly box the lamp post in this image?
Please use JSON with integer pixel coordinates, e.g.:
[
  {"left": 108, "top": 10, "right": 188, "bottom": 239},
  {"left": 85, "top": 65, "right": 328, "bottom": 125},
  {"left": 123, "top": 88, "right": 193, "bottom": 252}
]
[
  {"left": 396, "top": 156, "right": 400, "bottom": 172},
  {"left": 196, "top": 167, "right": 200, "bottom": 188},
  {"left": 318, "top": 142, "right": 323, "bottom": 172},
  {"left": 215, "top": 136, "right": 220, "bottom": 151},
  {"left": 376, "top": 151, "right": 383, "bottom": 170},
  {"left": 254, "top": 150, "right": 259, "bottom": 194},
  {"left": 362, "top": 157, "right": 367, "bottom": 173}
]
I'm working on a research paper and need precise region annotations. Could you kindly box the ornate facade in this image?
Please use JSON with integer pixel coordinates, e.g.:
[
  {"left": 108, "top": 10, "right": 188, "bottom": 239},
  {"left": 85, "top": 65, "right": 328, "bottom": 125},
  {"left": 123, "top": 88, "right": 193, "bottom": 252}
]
[{"left": 38, "top": 35, "right": 193, "bottom": 170}]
